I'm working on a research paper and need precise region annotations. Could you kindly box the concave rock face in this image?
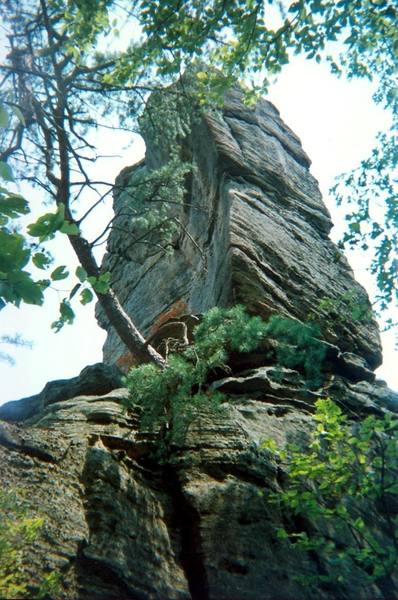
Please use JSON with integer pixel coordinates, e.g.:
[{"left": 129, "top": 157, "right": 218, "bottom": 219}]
[
  {"left": 96, "top": 85, "right": 382, "bottom": 371},
  {"left": 2, "top": 85, "right": 397, "bottom": 600}
]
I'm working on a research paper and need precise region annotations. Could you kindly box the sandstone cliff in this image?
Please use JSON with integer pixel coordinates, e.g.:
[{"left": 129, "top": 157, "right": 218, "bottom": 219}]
[
  {"left": 97, "top": 85, "right": 381, "bottom": 373},
  {"left": 1, "top": 84, "right": 397, "bottom": 600}
]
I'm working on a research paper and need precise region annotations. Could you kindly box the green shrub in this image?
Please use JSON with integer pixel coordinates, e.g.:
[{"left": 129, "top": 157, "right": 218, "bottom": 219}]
[
  {"left": 309, "top": 291, "right": 373, "bottom": 334},
  {"left": 265, "top": 315, "right": 326, "bottom": 386},
  {"left": 125, "top": 306, "right": 267, "bottom": 453},
  {"left": 0, "top": 488, "right": 60, "bottom": 598},
  {"left": 264, "top": 399, "right": 398, "bottom": 590},
  {"left": 125, "top": 306, "right": 328, "bottom": 454}
]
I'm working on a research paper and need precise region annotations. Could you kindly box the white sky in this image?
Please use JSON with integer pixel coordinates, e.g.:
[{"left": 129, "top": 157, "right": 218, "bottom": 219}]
[{"left": 0, "top": 56, "right": 397, "bottom": 404}]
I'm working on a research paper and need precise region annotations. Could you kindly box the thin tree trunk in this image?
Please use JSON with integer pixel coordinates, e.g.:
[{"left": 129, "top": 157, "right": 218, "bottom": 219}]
[
  {"left": 68, "top": 234, "right": 166, "bottom": 368},
  {"left": 7, "top": 0, "right": 167, "bottom": 370}
]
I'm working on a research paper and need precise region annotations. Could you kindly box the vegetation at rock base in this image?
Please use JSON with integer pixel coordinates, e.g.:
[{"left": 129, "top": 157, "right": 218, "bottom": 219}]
[
  {"left": 0, "top": 488, "right": 60, "bottom": 598},
  {"left": 125, "top": 305, "right": 327, "bottom": 454},
  {"left": 263, "top": 399, "right": 398, "bottom": 593},
  {"left": 0, "top": 0, "right": 396, "bottom": 366}
]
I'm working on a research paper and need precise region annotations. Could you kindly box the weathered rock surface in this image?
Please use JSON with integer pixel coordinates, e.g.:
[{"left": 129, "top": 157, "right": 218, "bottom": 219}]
[
  {"left": 97, "top": 85, "right": 382, "bottom": 371},
  {"left": 0, "top": 363, "right": 123, "bottom": 422},
  {"left": 2, "top": 85, "right": 397, "bottom": 599},
  {"left": 1, "top": 388, "right": 189, "bottom": 599},
  {"left": 1, "top": 366, "right": 397, "bottom": 599}
]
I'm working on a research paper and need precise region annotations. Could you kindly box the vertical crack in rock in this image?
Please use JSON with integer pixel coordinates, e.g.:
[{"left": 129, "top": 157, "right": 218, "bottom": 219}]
[
  {"left": 78, "top": 438, "right": 191, "bottom": 600},
  {"left": 166, "top": 466, "right": 209, "bottom": 600}
]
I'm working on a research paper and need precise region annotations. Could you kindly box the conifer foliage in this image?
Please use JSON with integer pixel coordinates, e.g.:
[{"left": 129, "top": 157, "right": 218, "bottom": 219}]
[{"left": 125, "top": 306, "right": 328, "bottom": 452}]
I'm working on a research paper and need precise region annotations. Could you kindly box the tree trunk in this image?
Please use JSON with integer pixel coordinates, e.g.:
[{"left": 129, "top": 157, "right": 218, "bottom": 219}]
[{"left": 68, "top": 234, "right": 166, "bottom": 368}]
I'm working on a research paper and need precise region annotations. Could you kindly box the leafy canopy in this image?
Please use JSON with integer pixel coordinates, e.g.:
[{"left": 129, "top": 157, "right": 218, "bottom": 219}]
[
  {"left": 0, "top": 105, "right": 47, "bottom": 310},
  {"left": 137, "top": 0, "right": 397, "bottom": 312}
]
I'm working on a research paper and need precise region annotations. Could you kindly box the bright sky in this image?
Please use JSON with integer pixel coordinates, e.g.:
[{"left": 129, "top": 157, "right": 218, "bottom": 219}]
[{"left": 0, "top": 56, "right": 397, "bottom": 404}]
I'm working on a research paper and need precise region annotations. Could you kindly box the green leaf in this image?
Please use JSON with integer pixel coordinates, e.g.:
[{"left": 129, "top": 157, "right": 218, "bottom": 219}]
[
  {"left": 0, "top": 193, "right": 29, "bottom": 219},
  {"left": 75, "top": 266, "right": 87, "bottom": 282},
  {"left": 60, "top": 298, "right": 74, "bottom": 320},
  {"left": 3, "top": 270, "right": 44, "bottom": 306},
  {"left": 276, "top": 528, "right": 289, "bottom": 540},
  {"left": 28, "top": 206, "right": 66, "bottom": 242},
  {"left": 0, "top": 230, "right": 30, "bottom": 271},
  {"left": 92, "top": 280, "right": 109, "bottom": 294},
  {"left": 91, "top": 271, "right": 111, "bottom": 294},
  {"left": 0, "top": 162, "right": 14, "bottom": 182},
  {"left": 93, "top": 281, "right": 109, "bottom": 294},
  {"left": 51, "top": 265, "right": 69, "bottom": 281},
  {"left": 69, "top": 282, "right": 81, "bottom": 299},
  {"left": 51, "top": 299, "right": 75, "bottom": 332},
  {"left": 15, "top": 273, "right": 44, "bottom": 305},
  {"left": 32, "top": 252, "right": 52, "bottom": 270},
  {"left": 37, "top": 278, "right": 51, "bottom": 290},
  {"left": 98, "top": 271, "right": 111, "bottom": 283},
  {"left": 349, "top": 222, "right": 361, "bottom": 234},
  {"left": 80, "top": 288, "right": 93, "bottom": 305}
]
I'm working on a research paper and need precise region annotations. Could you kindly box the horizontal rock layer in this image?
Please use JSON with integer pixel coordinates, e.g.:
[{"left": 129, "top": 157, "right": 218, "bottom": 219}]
[
  {"left": 97, "top": 85, "right": 382, "bottom": 370},
  {"left": 1, "top": 363, "right": 397, "bottom": 599},
  {"left": 0, "top": 363, "right": 123, "bottom": 422}
]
